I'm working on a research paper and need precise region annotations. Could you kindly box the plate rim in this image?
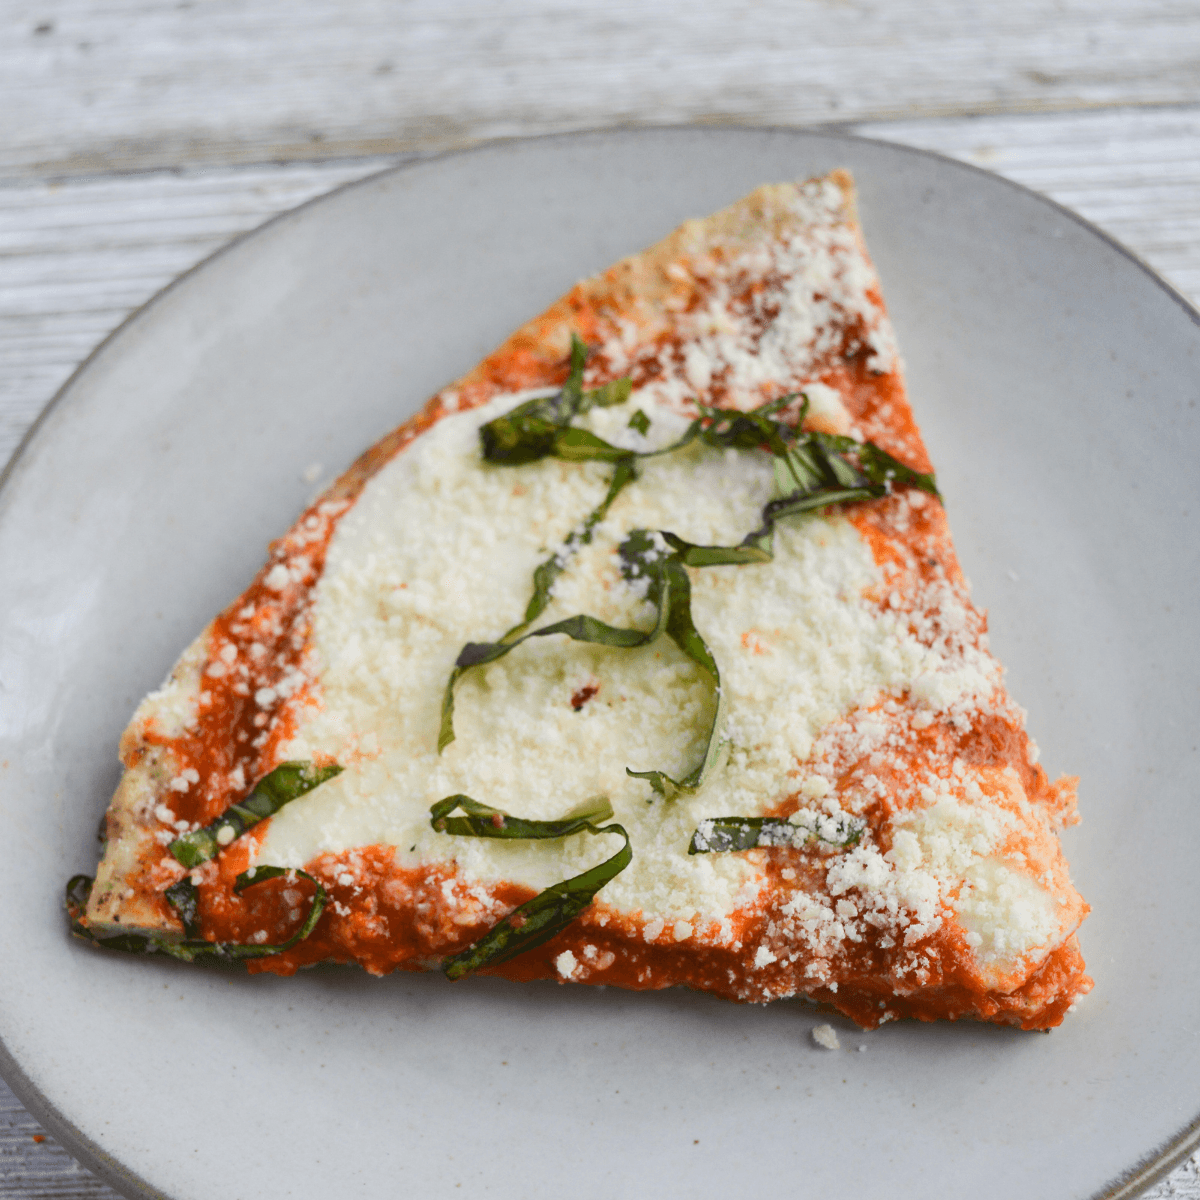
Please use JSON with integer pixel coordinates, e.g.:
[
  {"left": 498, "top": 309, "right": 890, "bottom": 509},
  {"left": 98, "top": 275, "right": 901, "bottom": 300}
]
[{"left": 2, "top": 124, "right": 1198, "bottom": 1200}]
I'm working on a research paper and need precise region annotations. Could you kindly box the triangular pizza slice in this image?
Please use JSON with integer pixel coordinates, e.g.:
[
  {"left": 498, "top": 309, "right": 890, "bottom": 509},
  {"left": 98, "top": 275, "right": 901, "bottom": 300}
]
[{"left": 70, "top": 170, "right": 1091, "bottom": 1030}]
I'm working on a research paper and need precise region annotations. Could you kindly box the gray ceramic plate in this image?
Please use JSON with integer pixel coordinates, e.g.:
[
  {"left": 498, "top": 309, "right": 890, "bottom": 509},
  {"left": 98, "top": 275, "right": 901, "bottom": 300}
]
[{"left": 1, "top": 129, "right": 1197, "bottom": 1200}]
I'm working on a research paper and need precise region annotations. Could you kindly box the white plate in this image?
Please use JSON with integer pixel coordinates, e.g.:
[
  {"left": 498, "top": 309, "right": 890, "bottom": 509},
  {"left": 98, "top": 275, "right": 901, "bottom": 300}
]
[{"left": 1, "top": 129, "right": 1197, "bottom": 1200}]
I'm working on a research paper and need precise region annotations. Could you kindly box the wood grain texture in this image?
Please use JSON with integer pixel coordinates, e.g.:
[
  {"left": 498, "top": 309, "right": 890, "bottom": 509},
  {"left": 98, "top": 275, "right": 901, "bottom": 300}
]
[
  {"left": 1, "top": 1084, "right": 114, "bottom": 1198},
  {"left": 4, "top": 0, "right": 1200, "bottom": 179}
]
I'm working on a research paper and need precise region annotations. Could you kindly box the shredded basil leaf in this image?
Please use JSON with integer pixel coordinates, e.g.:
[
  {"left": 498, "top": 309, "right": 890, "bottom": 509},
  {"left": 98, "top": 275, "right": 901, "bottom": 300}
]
[
  {"left": 163, "top": 877, "right": 202, "bottom": 937},
  {"left": 169, "top": 761, "right": 342, "bottom": 868},
  {"left": 688, "top": 814, "right": 863, "bottom": 854},
  {"left": 586, "top": 377, "right": 634, "bottom": 409},
  {"left": 520, "top": 457, "right": 636, "bottom": 632},
  {"left": 439, "top": 605, "right": 652, "bottom": 753},
  {"left": 707, "top": 394, "right": 940, "bottom": 562},
  {"left": 550, "top": 426, "right": 640, "bottom": 463},
  {"left": 64, "top": 868, "right": 327, "bottom": 962},
  {"left": 815, "top": 431, "right": 940, "bottom": 497},
  {"left": 656, "top": 529, "right": 772, "bottom": 568},
  {"left": 485, "top": 380, "right": 937, "bottom": 507},
  {"left": 428, "top": 797, "right": 631, "bottom": 980},
  {"left": 618, "top": 535, "right": 726, "bottom": 795},
  {"left": 459, "top": 614, "right": 653, "bottom": 670},
  {"left": 694, "top": 395, "right": 795, "bottom": 456},
  {"left": 695, "top": 393, "right": 939, "bottom": 499},
  {"left": 483, "top": 406, "right": 694, "bottom": 469},
  {"left": 627, "top": 408, "right": 651, "bottom": 435},
  {"left": 430, "top": 793, "right": 614, "bottom": 839},
  {"left": 479, "top": 334, "right": 633, "bottom": 465},
  {"left": 228, "top": 865, "right": 328, "bottom": 956},
  {"left": 438, "top": 530, "right": 750, "bottom": 793}
]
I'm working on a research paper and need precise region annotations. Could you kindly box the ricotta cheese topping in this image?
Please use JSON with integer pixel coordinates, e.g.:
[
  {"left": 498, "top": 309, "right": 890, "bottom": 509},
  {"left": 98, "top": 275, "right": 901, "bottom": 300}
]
[{"left": 256, "top": 390, "right": 1006, "bottom": 940}]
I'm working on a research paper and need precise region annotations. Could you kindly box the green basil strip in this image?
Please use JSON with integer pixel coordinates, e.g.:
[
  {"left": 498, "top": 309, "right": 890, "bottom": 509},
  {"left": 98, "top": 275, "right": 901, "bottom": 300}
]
[
  {"left": 226, "top": 866, "right": 328, "bottom": 957},
  {"left": 815, "top": 432, "right": 940, "bottom": 498},
  {"left": 63, "top": 875, "right": 173, "bottom": 957},
  {"left": 163, "top": 877, "right": 202, "bottom": 937},
  {"left": 485, "top": 367, "right": 938, "bottom": 500},
  {"left": 439, "top": 531, "right": 661, "bottom": 754},
  {"left": 439, "top": 611, "right": 656, "bottom": 753},
  {"left": 585, "top": 377, "right": 634, "bottom": 409},
  {"left": 439, "top": 823, "right": 632, "bottom": 980},
  {"left": 519, "top": 458, "right": 637, "bottom": 634},
  {"left": 558, "top": 331, "right": 588, "bottom": 414},
  {"left": 430, "top": 794, "right": 614, "bottom": 839},
  {"left": 760, "top": 485, "right": 879, "bottom": 525},
  {"left": 64, "top": 868, "right": 327, "bottom": 962},
  {"left": 659, "top": 530, "right": 772, "bottom": 568},
  {"left": 688, "top": 815, "right": 864, "bottom": 854},
  {"left": 697, "top": 394, "right": 939, "bottom": 502},
  {"left": 480, "top": 334, "right": 632, "bottom": 465},
  {"left": 441, "top": 525, "right": 754, "bottom": 790},
  {"left": 620, "top": 548, "right": 726, "bottom": 796},
  {"left": 461, "top": 612, "right": 654, "bottom": 669},
  {"left": 550, "top": 426, "right": 636, "bottom": 463},
  {"left": 694, "top": 396, "right": 795, "bottom": 457},
  {"left": 727, "top": 406, "right": 940, "bottom": 560},
  {"left": 438, "top": 457, "right": 639, "bottom": 752},
  {"left": 627, "top": 409, "right": 651, "bottom": 435},
  {"left": 486, "top": 408, "right": 699, "bottom": 469},
  {"left": 169, "top": 761, "right": 342, "bottom": 868}
]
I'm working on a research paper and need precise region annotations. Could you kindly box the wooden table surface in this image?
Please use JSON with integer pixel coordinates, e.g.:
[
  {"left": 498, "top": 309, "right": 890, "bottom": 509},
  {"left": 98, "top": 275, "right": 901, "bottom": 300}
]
[{"left": 2, "top": 3, "right": 1198, "bottom": 1196}]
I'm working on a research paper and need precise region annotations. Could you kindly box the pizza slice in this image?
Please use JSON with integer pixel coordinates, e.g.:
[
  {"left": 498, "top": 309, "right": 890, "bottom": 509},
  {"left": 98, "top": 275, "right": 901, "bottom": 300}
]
[{"left": 68, "top": 170, "right": 1091, "bottom": 1031}]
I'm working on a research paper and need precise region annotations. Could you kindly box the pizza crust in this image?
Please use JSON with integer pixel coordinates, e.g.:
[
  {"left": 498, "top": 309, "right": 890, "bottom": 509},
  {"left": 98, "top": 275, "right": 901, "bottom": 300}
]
[{"left": 87, "top": 628, "right": 209, "bottom": 934}]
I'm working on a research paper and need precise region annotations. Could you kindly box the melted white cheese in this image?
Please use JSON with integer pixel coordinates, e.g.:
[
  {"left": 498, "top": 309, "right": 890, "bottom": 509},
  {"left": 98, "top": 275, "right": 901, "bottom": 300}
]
[{"left": 258, "top": 393, "right": 976, "bottom": 929}]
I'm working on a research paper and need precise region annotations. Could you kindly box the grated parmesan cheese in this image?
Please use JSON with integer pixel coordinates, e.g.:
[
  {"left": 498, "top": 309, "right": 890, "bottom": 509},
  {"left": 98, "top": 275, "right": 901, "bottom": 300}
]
[
  {"left": 811, "top": 1024, "right": 840, "bottom": 1050},
  {"left": 616, "top": 178, "right": 898, "bottom": 419}
]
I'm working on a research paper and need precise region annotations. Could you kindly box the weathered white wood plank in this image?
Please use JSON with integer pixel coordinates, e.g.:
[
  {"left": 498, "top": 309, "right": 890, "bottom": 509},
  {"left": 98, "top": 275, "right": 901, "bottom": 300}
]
[
  {"left": 4, "top": 0, "right": 1200, "bottom": 179},
  {"left": 1157, "top": 1158, "right": 1200, "bottom": 1200},
  {"left": 1, "top": 1081, "right": 115, "bottom": 1198}
]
